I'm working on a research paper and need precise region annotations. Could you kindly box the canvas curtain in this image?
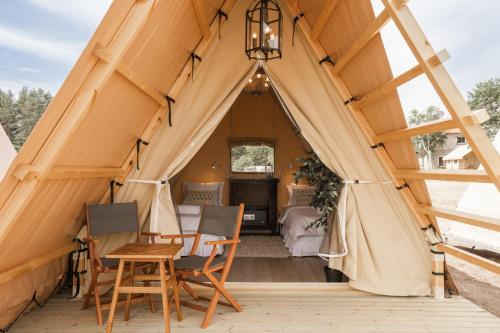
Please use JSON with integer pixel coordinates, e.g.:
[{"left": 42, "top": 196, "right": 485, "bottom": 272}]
[{"left": 101, "top": 0, "right": 431, "bottom": 296}]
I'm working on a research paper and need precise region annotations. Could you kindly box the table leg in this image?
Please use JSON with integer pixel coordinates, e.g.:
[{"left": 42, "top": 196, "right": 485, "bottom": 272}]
[
  {"left": 124, "top": 261, "right": 135, "bottom": 321},
  {"left": 158, "top": 259, "right": 170, "bottom": 333},
  {"left": 105, "top": 259, "right": 125, "bottom": 333},
  {"left": 168, "top": 258, "right": 183, "bottom": 321}
]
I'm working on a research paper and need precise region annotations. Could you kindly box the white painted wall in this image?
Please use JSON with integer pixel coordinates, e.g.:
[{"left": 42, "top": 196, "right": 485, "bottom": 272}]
[{"left": 0, "top": 125, "right": 16, "bottom": 181}]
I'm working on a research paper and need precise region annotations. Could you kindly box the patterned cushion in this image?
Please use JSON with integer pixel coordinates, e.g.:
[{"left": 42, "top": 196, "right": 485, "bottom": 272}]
[
  {"left": 183, "top": 190, "right": 216, "bottom": 205},
  {"left": 292, "top": 187, "right": 316, "bottom": 206}
]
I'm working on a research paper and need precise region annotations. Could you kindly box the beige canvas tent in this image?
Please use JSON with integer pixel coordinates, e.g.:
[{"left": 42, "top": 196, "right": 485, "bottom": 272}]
[{"left": 0, "top": 0, "right": 499, "bottom": 331}]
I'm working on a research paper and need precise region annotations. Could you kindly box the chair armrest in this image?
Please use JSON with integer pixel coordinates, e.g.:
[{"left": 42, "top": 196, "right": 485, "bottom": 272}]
[
  {"left": 141, "top": 232, "right": 162, "bottom": 237},
  {"left": 83, "top": 237, "right": 100, "bottom": 244},
  {"left": 161, "top": 234, "right": 197, "bottom": 239},
  {"left": 205, "top": 239, "right": 240, "bottom": 246}
]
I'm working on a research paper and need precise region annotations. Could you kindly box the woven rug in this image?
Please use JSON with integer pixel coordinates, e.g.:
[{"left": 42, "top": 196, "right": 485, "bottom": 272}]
[{"left": 236, "top": 235, "right": 290, "bottom": 258}]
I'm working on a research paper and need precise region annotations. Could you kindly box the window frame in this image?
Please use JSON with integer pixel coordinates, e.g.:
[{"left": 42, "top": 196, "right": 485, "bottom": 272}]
[{"left": 229, "top": 137, "right": 276, "bottom": 175}]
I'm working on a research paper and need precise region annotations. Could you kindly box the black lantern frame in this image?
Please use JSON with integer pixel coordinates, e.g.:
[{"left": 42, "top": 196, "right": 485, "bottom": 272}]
[{"left": 245, "top": 0, "right": 283, "bottom": 61}]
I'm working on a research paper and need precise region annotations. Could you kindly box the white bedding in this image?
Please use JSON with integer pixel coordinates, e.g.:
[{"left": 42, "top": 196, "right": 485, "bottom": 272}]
[
  {"left": 178, "top": 204, "right": 225, "bottom": 256},
  {"left": 279, "top": 205, "right": 325, "bottom": 257}
]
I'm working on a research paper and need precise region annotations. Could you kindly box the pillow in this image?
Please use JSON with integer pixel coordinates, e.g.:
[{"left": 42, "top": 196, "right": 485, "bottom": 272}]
[
  {"left": 183, "top": 182, "right": 224, "bottom": 205},
  {"left": 182, "top": 190, "right": 216, "bottom": 205},
  {"left": 287, "top": 184, "right": 316, "bottom": 205},
  {"left": 291, "top": 187, "right": 316, "bottom": 206}
]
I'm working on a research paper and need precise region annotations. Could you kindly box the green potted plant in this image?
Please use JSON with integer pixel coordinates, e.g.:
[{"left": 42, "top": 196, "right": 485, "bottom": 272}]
[{"left": 293, "top": 152, "right": 346, "bottom": 282}]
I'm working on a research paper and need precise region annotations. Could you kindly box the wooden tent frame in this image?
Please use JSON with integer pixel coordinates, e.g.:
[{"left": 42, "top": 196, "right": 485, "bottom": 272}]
[{"left": 0, "top": 0, "right": 499, "bottom": 301}]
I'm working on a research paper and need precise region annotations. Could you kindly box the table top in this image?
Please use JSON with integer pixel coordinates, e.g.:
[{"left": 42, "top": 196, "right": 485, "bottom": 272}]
[{"left": 106, "top": 243, "right": 182, "bottom": 259}]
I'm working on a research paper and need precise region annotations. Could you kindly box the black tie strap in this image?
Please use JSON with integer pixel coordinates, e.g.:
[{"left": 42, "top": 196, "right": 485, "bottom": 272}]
[
  {"left": 319, "top": 55, "right": 335, "bottom": 66},
  {"left": 395, "top": 183, "right": 410, "bottom": 191},
  {"left": 136, "top": 138, "right": 149, "bottom": 170},
  {"left": 218, "top": 9, "right": 228, "bottom": 39},
  {"left": 344, "top": 96, "right": 359, "bottom": 105},
  {"left": 370, "top": 142, "right": 385, "bottom": 149},
  {"left": 110, "top": 180, "right": 123, "bottom": 204},
  {"left": 166, "top": 95, "right": 175, "bottom": 127},
  {"left": 191, "top": 52, "right": 202, "bottom": 82},
  {"left": 292, "top": 13, "right": 304, "bottom": 46}
]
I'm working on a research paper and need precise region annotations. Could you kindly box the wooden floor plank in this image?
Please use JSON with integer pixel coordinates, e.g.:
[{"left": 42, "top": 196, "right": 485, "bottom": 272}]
[{"left": 8, "top": 284, "right": 499, "bottom": 333}]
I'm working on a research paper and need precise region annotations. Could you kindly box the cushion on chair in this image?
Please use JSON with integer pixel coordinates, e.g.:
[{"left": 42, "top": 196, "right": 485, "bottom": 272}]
[{"left": 175, "top": 255, "right": 226, "bottom": 271}]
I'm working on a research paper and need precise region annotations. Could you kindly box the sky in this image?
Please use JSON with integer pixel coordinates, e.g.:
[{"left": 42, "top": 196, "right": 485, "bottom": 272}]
[{"left": 0, "top": 0, "right": 499, "bottom": 118}]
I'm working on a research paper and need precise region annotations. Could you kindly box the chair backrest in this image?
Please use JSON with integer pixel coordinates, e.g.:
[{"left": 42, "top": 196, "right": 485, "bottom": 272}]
[
  {"left": 86, "top": 202, "right": 140, "bottom": 238},
  {"left": 198, "top": 204, "right": 243, "bottom": 239}
]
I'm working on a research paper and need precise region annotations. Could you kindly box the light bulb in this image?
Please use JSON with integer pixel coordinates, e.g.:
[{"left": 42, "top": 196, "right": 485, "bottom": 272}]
[
  {"left": 256, "top": 74, "right": 261, "bottom": 79},
  {"left": 265, "top": 27, "right": 271, "bottom": 33},
  {"left": 248, "top": 78, "right": 253, "bottom": 83}
]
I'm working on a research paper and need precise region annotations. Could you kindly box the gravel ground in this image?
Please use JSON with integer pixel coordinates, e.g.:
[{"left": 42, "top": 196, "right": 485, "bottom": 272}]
[{"left": 425, "top": 180, "right": 499, "bottom": 317}]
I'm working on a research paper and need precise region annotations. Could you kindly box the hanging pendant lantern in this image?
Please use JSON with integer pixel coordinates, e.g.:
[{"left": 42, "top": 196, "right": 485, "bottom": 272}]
[{"left": 245, "top": 0, "right": 283, "bottom": 61}]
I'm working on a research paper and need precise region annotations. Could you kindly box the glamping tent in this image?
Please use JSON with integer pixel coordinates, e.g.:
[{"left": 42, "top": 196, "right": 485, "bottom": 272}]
[{"left": 0, "top": 0, "right": 499, "bottom": 330}]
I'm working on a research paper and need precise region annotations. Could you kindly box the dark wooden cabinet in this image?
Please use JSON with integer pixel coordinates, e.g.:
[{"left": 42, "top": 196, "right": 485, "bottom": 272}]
[{"left": 229, "top": 178, "right": 279, "bottom": 234}]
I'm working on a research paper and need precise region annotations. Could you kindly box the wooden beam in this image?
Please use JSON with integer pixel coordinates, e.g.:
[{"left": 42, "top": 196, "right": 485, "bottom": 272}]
[
  {"left": 0, "top": 0, "right": 155, "bottom": 244},
  {"left": 331, "top": 9, "right": 391, "bottom": 75},
  {"left": 393, "top": 169, "right": 490, "bottom": 183},
  {"left": 97, "top": 0, "right": 239, "bottom": 204},
  {"left": 417, "top": 205, "right": 500, "bottom": 233},
  {"left": 354, "top": 49, "right": 449, "bottom": 108},
  {"left": 436, "top": 243, "right": 500, "bottom": 275},
  {"left": 191, "top": 0, "right": 211, "bottom": 39},
  {"left": 283, "top": 0, "right": 438, "bottom": 234},
  {"left": 373, "top": 118, "right": 456, "bottom": 143},
  {"left": 13, "top": 165, "right": 127, "bottom": 181},
  {"left": 382, "top": 0, "right": 500, "bottom": 190},
  {"left": 0, "top": 242, "right": 78, "bottom": 285},
  {"left": 310, "top": 0, "right": 342, "bottom": 40}
]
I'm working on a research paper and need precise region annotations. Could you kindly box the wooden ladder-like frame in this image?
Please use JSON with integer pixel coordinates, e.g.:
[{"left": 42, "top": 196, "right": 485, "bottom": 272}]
[{"left": 283, "top": 0, "right": 500, "bottom": 298}]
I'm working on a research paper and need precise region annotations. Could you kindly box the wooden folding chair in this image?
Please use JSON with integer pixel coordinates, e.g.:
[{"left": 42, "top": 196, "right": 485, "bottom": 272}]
[
  {"left": 82, "top": 201, "right": 160, "bottom": 326},
  {"left": 161, "top": 203, "right": 244, "bottom": 328}
]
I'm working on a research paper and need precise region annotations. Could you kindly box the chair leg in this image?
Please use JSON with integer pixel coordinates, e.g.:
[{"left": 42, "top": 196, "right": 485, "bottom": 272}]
[
  {"left": 143, "top": 266, "right": 156, "bottom": 313},
  {"left": 94, "top": 284, "right": 103, "bottom": 327},
  {"left": 82, "top": 275, "right": 97, "bottom": 310},
  {"left": 201, "top": 290, "right": 221, "bottom": 329},
  {"left": 181, "top": 279, "right": 199, "bottom": 301},
  {"left": 206, "top": 272, "right": 242, "bottom": 312},
  {"left": 168, "top": 260, "right": 182, "bottom": 321}
]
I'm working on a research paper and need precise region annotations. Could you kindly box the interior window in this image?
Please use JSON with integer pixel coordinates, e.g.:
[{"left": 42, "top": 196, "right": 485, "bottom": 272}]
[
  {"left": 230, "top": 141, "right": 275, "bottom": 173},
  {"left": 456, "top": 136, "right": 466, "bottom": 144}
]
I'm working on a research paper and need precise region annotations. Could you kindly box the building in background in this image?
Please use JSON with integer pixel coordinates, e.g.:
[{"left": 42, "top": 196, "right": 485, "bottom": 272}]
[
  {"left": 418, "top": 129, "right": 470, "bottom": 169},
  {"left": 0, "top": 124, "right": 16, "bottom": 180}
]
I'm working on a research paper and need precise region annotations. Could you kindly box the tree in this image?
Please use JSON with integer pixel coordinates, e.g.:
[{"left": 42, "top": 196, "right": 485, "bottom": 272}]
[
  {"left": 408, "top": 106, "right": 447, "bottom": 170},
  {"left": 0, "top": 87, "right": 52, "bottom": 151},
  {"left": 467, "top": 78, "right": 500, "bottom": 139}
]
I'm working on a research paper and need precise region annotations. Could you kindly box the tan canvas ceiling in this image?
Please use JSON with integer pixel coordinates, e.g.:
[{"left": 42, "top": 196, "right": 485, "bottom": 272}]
[{"left": 3, "top": 0, "right": 494, "bottom": 327}]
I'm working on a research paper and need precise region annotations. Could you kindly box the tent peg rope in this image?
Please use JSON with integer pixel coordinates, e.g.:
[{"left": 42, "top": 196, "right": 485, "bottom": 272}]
[
  {"left": 109, "top": 180, "right": 123, "bottom": 204},
  {"left": 190, "top": 52, "right": 202, "bottom": 82},
  {"left": 292, "top": 13, "right": 304, "bottom": 46},
  {"left": 165, "top": 95, "right": 176, "bottom": 127},
  {"left": 318, "top": 55, "right": 335, "bottom": 66},
  {"left": 135, "top": 138, "right": 149, "bottom": 170},
  {"left": 217, "top": 9, "right": 228, "bottom": 39}
]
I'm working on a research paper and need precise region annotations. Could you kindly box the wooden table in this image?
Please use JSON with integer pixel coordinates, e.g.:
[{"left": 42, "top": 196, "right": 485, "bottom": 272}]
[{"left": 105, "top": 243, "right": 183, "bottom": 333}]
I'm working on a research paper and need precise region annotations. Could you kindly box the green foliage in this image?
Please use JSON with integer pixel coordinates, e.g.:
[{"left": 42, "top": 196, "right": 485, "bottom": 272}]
[
  {"left": 408, "top": 106, "right": 447, "bottom": 168},
  {"left": 231, "top": 144, "right": 274, "bottom": 172},
  {"left": 0, "top": 87, "right": 51, "bottom": 151},
  {"left": 467, "top": 78, "right": 500, "bottom": 139},
  {"left": 293, "top": 152, "right": 343, "bottom": 230}
]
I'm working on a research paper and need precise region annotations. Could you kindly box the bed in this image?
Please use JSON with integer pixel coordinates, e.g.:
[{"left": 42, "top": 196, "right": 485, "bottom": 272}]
[
  {"left": 279, "top": 184, "right": 325, "bottom": 257},
  {"left": 279, "top": 205, "right": 325, "bottom": 256}
]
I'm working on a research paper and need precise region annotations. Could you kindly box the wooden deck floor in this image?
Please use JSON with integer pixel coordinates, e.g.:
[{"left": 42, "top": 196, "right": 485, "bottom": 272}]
[{"left": 9, "top": 283, "right": 500, "bottom": 333}]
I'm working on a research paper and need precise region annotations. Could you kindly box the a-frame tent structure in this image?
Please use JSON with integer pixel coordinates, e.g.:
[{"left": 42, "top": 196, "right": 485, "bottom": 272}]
[{"left": 0, "top": 0, "right": 499, "bottom": 328}]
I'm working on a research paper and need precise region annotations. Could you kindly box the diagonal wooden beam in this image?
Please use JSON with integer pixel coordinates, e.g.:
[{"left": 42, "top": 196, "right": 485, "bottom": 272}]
[
  {"left": 0, "top": 0, "right": 155, "bottom": 244},
  {"left": 354, "top": 49, "right": 449, "bottom": 108},
  {"left": 191, "top": 0, "right": 211, "bottom": 39},
  {"left": 382, "top": 0, "right": 500, "bottom": 190},
  {"left": 330, "top": 9, "right": 391, "bottom": 75},
  {"left": 310, "top": 0, "right": 342, "bottom": 40},
  {"left": 437, "top": 243, "right": 500, "bottom": 275},
  {"left": 393, "top": 169, "right": 490, "bottom": 183},
  {"left": 417, "top": 205, "right": 500, "bottom": 233}
]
